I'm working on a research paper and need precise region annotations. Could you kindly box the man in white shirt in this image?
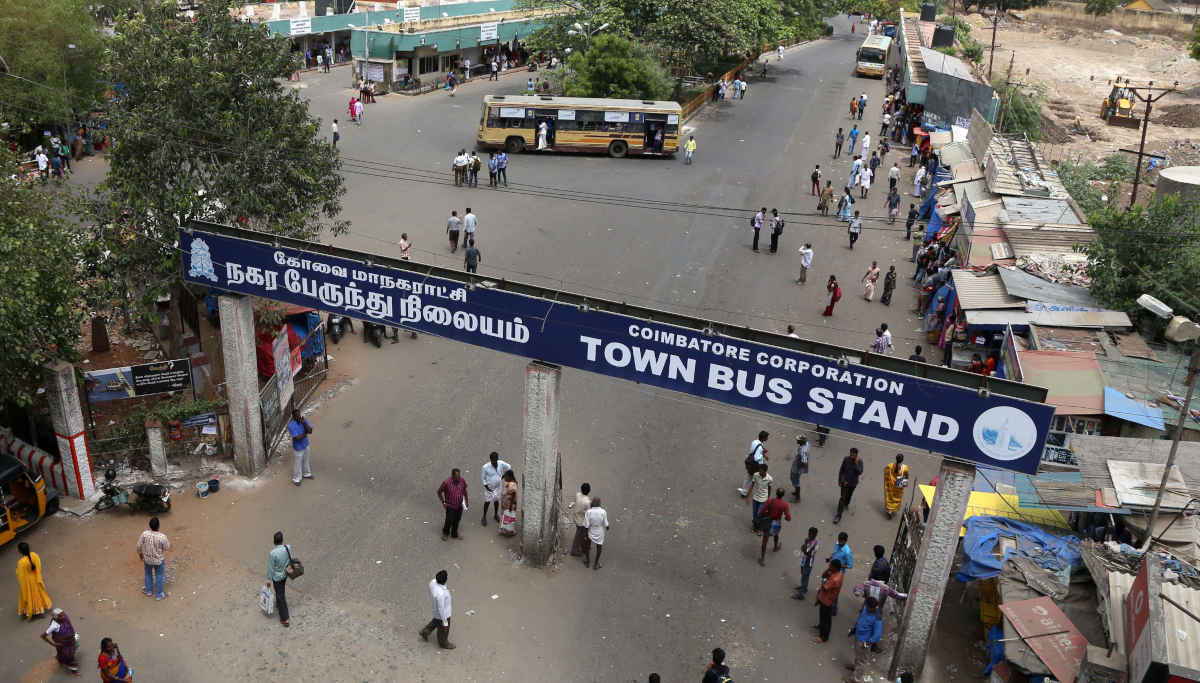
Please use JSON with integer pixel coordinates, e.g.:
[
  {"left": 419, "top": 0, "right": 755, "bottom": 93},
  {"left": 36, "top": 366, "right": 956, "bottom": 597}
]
[
  {"left": 452, "top": 150, "right": 470, "bottom": 186},
  {"left": 861, "top": 132, "right": 871, "bottom": 158},
  {"left": 888, "top": 162, "right": 901, "bottom": 191},
  {"left": 419, "top": 570, "right": 455, "bottom": 649},
  {"left": 36, "top": 151, "right": 49, "bottom": 182},
  {"left": 583, "top": 498, "right": 609, "bottom": 570},
  {"left": 462, "top": 208, "right": 478, "bottom": 245},
  {"left": 353, "top": 98, "right": 364, "bottom": 125},
  {"left": 880, "top": 323, "right": 894, "bottom": 354},
  {"left": 796, "top": 243, "right": 814, "bottom": 284},
  {"left": 330, "top": 119, "right": 339, "bottom": 149},
  {"left": 740, "top": 430, "right": 769, "bottom": 496},
  {"left": 751, "top": 207, "right": 765, "bottom": 252},
  {"left": 479, "top": 451, "right": 510, "bottom": 526}
]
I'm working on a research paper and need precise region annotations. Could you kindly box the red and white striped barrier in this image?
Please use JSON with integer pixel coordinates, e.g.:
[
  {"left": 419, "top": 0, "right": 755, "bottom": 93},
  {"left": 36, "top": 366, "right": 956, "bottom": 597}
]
[{"left": 0, "top": 427, "right": 76, "bottom": 498}]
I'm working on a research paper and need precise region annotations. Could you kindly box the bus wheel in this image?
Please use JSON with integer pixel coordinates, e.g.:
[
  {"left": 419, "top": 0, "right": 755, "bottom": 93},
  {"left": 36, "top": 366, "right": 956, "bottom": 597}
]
[
  {"left": 608, "top": 140, "right": 629, "bottom": 158},
  {"left": 505, "top": 136, "right": 526, "bottom": 153}
]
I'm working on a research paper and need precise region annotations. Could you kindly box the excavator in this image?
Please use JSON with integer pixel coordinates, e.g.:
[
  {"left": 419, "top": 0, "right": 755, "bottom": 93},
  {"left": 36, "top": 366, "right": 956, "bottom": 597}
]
[{"left": 1100, "top": 82, "right": 1140, "bottom": 128}]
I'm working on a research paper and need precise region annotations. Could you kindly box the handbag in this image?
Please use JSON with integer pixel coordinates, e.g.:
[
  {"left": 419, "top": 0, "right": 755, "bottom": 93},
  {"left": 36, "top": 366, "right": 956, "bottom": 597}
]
[
  {"left": 258, "top": 583, "right": 275, "bottom": 615},
  {"left": 753, "top": 511, "right": 773, "bottom": 532},
  {"left": 284, "top": 545, "right": 304, "bottom": 579}
]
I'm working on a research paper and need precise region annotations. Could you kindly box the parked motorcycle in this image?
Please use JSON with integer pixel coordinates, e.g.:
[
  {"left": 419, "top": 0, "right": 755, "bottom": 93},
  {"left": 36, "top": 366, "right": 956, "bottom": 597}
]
[
  {"left": 362, "top": 321, "right": 384, "bottom": 348},
  {"left": 93, "top": 466, "right": 127, "bottom": 512},
  {"left": 814, "top": 424, "right": 831, "bottom": 447},
  {"left": 327, "top": 313, "right": 349, "bottom": 344},
  {"left": 94, "top": 465, "right": 171, "bottom": 513}
]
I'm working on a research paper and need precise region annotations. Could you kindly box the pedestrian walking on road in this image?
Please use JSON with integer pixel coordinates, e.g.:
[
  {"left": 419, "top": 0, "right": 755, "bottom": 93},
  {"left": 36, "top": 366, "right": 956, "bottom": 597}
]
[
  {"left": 353, "top": 98, "right": 364, "bottom": 125},
  {"left": 858, "top": 92, "right": 868, "bottom": 119},
  {"left": 487, "top": 152, "right": 499, "bottom": 186},
  {"left": 862, "top": 261, "right": 880, "bottom": 301},
  {"left": 870, "top": 328, "right": 889, "bottom": 355},
  {"left": 792, "top": 527, "right": 820, "bottom": 600},
  {"left": 837, "top": 189, "right": 854, "bottom": 222},
  {"left": 331, "top": 119, "right": 339, "bottom": 149},
  {"left": 462, "top": 207, "right": 478, "bottom": 244},
  {"left": 848, "top": 154, "right": 863, "bottom": 191},
  {"left": 909, "top": 142, "right": 919, "bottom": 167},
  {"left": 468, "top": 152, "right": 481, "bottom": 187},
  {"left": 908, "top": 345, "right": 926, "bottom": 362},
  {"left": 745, "top": 463, "right": 773, "bottom": 530},
  {"left": 453, "top": 150, "right": 469, "bottom": 186},
  {"left": 479, "top": 451, "right": 510, "bottom": 526},
  {"left": 15, "top": 542, "right": 51, "bottom": 620},
  {"left": 703, "top": 648, "right": 731, "bottom": 683},
  {"left": 834, "top": 449, "right": 863, "bottom": 524},
  {"left": 740, "top": 430, "right": 769, "bottom": 496},
  {"left": 97, "top": 637, "right": 133, "bottom": 682},
  {"left": 778, "top": 44, "right": 785, "bottom": 60},
  {"left": 570, "top": 483, "right": 592, "bottom": 556},
  {"left": 858, "top": 165, "right": 872, "bottom": 199},
  {"left": 847, "top": 212, "right": 863, "bottom": 249},
  {"left": 137, "top": 517, "right": 170, "bottom": 600},
  {"left": 834, "top": 128, "right": 845, "bottom": 158},
  {"left": 880, "top": 266, "right": 897, "bottom": 305},
  {"left": 847, "top": 125, "right": 860, "bottom": 155},
  {"left": 913, "top": 165, "right": 927, "bottom": 198},
  {"left": 437, "top": 468, "right": 469, "bottom": 541},
  {"left": 490, "top": 59, "right": 499, "bottom": 80},
  {"left": 849, "top": 98, "right": 858, "bottom": 119},
  {"left": 811, "top": 165, "right": 822, "bottom": 195},
  {"left": 861, "top": 132, "right": 871, "bottom": 159},
  {"left": 41, "top": 609, "right": 80, "bottom": 676},
  {"left": 419, "top": 570, "right": 455, "bottom": 649},
  {"left": 883, "top": 454, "right": 909, "bottom": 518},
  {"left": 446, "top": 210, "right": 462, "bottom": 252},
  {"left": 886, "top": 186, "right": 901, "bottom": 223},
  {"left": 905, "top": 204, "right": 919, "bottom": 239},
  {"left": 796, "top": 243, "right": 814, "bottom": 284},
  {"left": 750, "top": 207, "right": 765, "bottom": 252},
  {"left": 830, "top": 532, "right": 854, "bottom": 576},
  {"left": 881, "top": 111, "right": 891, "bottom": 136},
  {"left": 496, "top": 150, "right": 509, "bottom": 186},
  {"left": 583, "top": 498, "right": 609, "bottom": 570},
  {"left": 769, "top": 208, "right": 784, "bottom": 253},
  {"left": 287, "top": 409, "right": 313, "bottom": 486},
  {"left": 685, "top": 135, "right": 697, "bottom": 164},
  {"left": 790, "top": 435, "right": 810, "bottom": 501},
  {"left": 267, "top": 531, "right": 293, "bottom": 627},
  {"left": 818, "top": 181, "right": 834, "bottom": 216},
  {"left": 848, "top": 597, "right": 883, "bottom": 680},
  {"left": 756, "top": 488, "right": 792, "bottom": 565},
  {"left": 823, "top": 276, "right": 842, "bottom": 316},
  {"left": 464, "top": 239, "right": 481, "bottom": 273},
  {"left": 498, "top": 470, "right": 518, "bottom": 536},
  {"left": 813, "top": 558, "right": 844, "bottom": 643},
  {"left": 869, "top": 150, "right": 880, "bottom": 177}
]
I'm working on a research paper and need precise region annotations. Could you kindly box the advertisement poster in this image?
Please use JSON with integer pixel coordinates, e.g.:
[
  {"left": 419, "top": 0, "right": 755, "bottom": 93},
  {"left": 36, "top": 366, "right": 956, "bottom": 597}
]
[{"left": 85, "top": 359, "right": 193, "bottom": 403}]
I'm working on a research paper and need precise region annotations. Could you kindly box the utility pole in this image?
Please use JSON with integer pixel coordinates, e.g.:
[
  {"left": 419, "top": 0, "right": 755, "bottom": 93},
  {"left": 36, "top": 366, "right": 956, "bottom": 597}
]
[
  {"left": 1128, "top": 81, "right": 1178, "bottom": 209},
  {"left": 1141, "top": 345, "right": 1199, "bottom": 550},
  {"left": 988, "top": 0, "right": 1002, "bottom": 80}
]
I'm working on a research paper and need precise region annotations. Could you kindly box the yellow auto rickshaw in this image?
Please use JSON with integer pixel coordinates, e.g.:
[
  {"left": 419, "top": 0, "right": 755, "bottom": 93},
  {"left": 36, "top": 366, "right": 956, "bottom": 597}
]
[{"left": 0, "top": 454, "right": 59, "bottom": 549}]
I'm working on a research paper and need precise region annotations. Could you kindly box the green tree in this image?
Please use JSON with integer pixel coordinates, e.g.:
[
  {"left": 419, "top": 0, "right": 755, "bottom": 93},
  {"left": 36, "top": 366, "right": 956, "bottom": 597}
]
[
  {"left": 515, "top": 0, "right": 630, "bottom": 54},
  {"left": 1190, "top": 22, "right": 1200, "bottom": 60},
  {"left": 1084, "top": 0, "right": 1120, "bottom": 15},
  {"left": 0, "top": 0, "right": 105, "bottom": 135},
  {"left": 650, "top": 0, "right": 785, "bottom": 71},
  {"left": 1079, "top": 197, "right": 1200, "bottom": 328},
  {"left": 563, "top": 34, "right": 674, "bottom": 99},
  {"left": 102, "top": 0, "right": 347, "bottom": 332},
  {"left": 0, "top": 150, "right": 86, "bottom": 406}
]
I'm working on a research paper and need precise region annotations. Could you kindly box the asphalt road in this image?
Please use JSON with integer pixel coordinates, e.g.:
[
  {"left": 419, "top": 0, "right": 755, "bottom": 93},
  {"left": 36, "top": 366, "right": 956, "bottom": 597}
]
[{"left": 1, "top": 17, "right": 949, "bottom": 683}]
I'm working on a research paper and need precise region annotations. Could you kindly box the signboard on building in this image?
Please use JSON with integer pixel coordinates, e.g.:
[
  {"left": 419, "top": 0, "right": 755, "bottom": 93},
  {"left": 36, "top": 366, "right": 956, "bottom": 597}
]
[
  {"left": 480, "top": 22, "right": 499, "bottom": 42},
  {"left": 290, "top": 17, "right": 312, "bottom": 36},
  {"left": 84, "top": 359, "right": 193, "bottom": 403},
  {"left": 999, "top": 597, "right": 1088, "bottom": 683},
  {"left": 1127, "top": 559, "right": 1153, "bottom": 683},
  {"left": 1000, "top": 325, "right": 1023, "bottom": 382},
  {"left": 402, "top": 6, "right": 420, "bottom": 22},
  {"left": 181, "top": 225, "right": 1056, "bottom": 474}
]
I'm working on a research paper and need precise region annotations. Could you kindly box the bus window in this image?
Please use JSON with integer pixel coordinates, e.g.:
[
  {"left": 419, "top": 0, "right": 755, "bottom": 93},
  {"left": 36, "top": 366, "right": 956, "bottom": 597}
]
[
  {"left": 576, "top": 110, "right": 604, "bottom": 131},
  {"left": 858, "top": 47, "right": 886, "bottom": 65}
]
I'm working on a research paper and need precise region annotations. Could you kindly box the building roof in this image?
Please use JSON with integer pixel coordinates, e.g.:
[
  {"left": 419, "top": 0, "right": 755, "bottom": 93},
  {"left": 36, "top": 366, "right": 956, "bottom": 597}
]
[
  {"left": 997, "top": 268, "right": 1098, "bottom": 308},
  {"left": 965, "top": 227, "right": 1012, "bottom": 267},
  {"left": 1000, "top": 196, "right": 1083, "bottom": 225},
  {"left": 1002, "top": 225, "right": 1095, "bottom": 261},
  {"left": 952, "top": 271, "right": 1026, "bottom": 309},
  {"left": 1017, "top": 350, "right": 1105, "bottom": 415},
  {"left": 1106, "top": 570, "right": 1200, "bottom": 676},
  {"left": 1103, "top": 386, "right": 1166, "bottom": 430},
  {"left": 1097, "top": 352, "right": 1200, "bottom": 430},
  {"left": 1124, "top": 0, "right": 1175, "bottom": 11},
  {"left": 984, "top": 135, "right": 1071, "bottom": 199},
  {"left": 1073, "top": 434, "right": 1200, "bottom": 492},
  {"left": 920, "top": 46, "right": 980, "bottom": 81},
  {"left": 939, "top": 141, "right": 975, "bottom": 167},
  {"left": 900, "top": 12, "right": 929, "bottom": 85},
  {"left": 1027, "top": 309, "right": 1132, "bottom": 328},
  {"left": 1029, "top": 325, "right": 1104, "bottom": 354}
]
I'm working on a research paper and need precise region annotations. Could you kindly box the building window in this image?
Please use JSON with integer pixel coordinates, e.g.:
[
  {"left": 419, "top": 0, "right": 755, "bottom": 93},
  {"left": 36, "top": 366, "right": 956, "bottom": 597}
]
[{"left": 418, "top": 55, "right": 439, "bottom": 75}]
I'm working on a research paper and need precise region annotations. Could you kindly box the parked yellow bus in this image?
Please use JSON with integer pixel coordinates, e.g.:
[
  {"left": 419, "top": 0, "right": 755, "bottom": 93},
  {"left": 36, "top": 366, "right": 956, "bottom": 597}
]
[
  {"left": 477, "top": 95, "right": 682, "bottom": 158},
  {"left": 855, "top": 35, "right": 892, "bottom": 77}
]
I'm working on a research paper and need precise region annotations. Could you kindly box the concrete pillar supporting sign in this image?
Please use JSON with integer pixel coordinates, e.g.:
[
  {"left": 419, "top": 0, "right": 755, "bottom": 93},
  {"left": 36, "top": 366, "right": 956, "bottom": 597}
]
[
  {"left": 889, "top": 458, "right": 975, "bottom": 681},
  {"left": 42, "top": 361, "right": 95, "bottom": 499},
  {"left": 145, "top": 419, "right": 168, "bottom": 477},
  {"left": 218, "top": 294, "right": 266, "bottom": 476},
  {"left": 521, "top": 361, "right": 563, "bottom": 566}
]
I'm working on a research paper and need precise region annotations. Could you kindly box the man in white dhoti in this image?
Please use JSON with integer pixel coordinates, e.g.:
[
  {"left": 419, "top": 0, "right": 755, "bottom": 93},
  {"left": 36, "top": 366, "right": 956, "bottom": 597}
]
[{"left": 480, "top": 451, "right": 511, "bottom": 526}]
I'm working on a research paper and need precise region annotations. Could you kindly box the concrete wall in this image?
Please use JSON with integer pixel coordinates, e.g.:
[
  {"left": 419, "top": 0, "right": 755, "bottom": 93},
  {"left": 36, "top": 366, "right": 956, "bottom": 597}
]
[
  {"left": 1022, "top": 3, "right": 1193, "bottom": 38},
  {"left": 926, "top": 70, "right": 997, "bottom": 128},
  {"left": 0, "top": 427, "right": 71, "bottom": 497}
]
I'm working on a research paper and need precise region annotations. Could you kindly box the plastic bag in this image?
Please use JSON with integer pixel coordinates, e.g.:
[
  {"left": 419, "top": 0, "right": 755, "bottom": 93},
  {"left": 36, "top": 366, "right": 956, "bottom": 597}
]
[
  {"left": 258, "top": 583, "right": 274, "bottom": 615},
  {"left": 499, "top": 509, "right": 517, "bottom": 536}
]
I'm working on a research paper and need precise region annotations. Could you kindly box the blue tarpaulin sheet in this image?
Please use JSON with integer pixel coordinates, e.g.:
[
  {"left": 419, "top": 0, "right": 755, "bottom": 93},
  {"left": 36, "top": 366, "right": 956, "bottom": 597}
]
[
  {"left": 926, "top": 208, "right": 943, "bottom": 240},
  {"left": 287, "top": 311, "right": 326, "bottom": 359},
  {"left": 956, "top": 516, "right": 1082, "bottom": 583}
]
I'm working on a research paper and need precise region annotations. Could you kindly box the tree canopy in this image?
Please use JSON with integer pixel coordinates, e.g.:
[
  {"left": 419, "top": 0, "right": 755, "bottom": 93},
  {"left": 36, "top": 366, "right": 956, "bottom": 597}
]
[
  {"left": 1084, "top": 0, "right": 1120, "bottom": 16},
  {"left": 0, "top": 150, "right": 86, "bottom": 406},
  {"left": 101, "top": 0, "right": 348, "bottom": 324},
  {"left": 563, "top": 34, "right": 675, "bottom": 100},
  {"left": 1079, "top": 197, "right": 1200, "bottom": 330},
  {"left": 0, "top": 0, "right": 106, "bottom": 135}
]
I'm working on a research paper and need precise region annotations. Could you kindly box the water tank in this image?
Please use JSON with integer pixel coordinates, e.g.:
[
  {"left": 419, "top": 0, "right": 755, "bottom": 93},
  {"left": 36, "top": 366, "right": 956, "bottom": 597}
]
[
  {"left": 931, "top": 25, "right": 955, "bottom": 47},
  {"left": 1155, "top": 166, "right": 1200, "bottom": 204},
  {"left": 920, "top": 3, "right": 937, "bottom": 21}
]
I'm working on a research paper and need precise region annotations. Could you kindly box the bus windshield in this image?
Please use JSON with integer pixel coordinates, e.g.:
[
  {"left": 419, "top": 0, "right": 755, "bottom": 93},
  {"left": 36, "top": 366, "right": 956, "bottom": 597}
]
[{"left": 858, "top": 48, "right": 886, "bottom": 64}]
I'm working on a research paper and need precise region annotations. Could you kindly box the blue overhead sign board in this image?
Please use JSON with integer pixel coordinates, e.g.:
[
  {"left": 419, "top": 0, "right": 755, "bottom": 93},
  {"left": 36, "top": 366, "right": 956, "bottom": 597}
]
[{"left": 181, "top": 227, "right": 1054, "bottom": 473}]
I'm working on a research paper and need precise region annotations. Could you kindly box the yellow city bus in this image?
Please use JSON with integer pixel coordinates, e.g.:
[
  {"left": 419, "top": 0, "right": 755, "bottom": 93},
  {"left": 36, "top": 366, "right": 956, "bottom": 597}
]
[
  {"left": 477, "top": 95, "right": 682, "bottom": 158},
  {"left": 855, "top": 35, "right": 892, "bottom": 78}
]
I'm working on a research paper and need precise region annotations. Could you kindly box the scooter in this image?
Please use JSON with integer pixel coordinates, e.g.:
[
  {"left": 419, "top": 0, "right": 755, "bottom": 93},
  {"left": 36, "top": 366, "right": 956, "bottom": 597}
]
[
  {"left": 94, "top": 466, "right": 128, "bottom": 512},
  {"left": 362, "top": 321, "right": 384, "bottom": 348},
  {"left": 129, "top": 482, "right": 172, "bottom": 513},
  {"left": 327, "top": 313, "right": 349, "bottom": 344}
]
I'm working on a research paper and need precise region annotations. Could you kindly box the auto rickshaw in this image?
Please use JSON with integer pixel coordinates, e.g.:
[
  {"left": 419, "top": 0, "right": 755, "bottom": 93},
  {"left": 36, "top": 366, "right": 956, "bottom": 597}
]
[{"left": 0, "top": 454, "right": 59, "bottom": 549}]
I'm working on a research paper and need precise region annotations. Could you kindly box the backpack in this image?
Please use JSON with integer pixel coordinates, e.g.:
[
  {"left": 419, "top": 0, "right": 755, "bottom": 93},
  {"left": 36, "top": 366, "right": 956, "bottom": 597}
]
[
  {"left": 811, "top": 170, "right": 819, "bottom": 182},
  {"left": 744, "top": 444, "right": 760, "bottom": 474}
]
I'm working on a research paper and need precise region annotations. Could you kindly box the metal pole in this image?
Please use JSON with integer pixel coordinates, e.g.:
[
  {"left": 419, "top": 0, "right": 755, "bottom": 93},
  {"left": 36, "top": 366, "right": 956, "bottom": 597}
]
[
  {"left": 988, "top": 1, "right": 1001, "bottom": 80},
  {"left": 1129, "top": 94, "right": 1154, "bottom": 209},
  {"left": 1140, "top": 345, "right": 1200, "bottom": 550}
]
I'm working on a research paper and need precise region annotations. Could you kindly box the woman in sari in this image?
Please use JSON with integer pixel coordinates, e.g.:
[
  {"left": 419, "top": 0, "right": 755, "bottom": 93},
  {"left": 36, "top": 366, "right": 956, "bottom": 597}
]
[
  {"left": 836, "top": 189, "right": 854, "bottom": 222},
  {"left": 880, "top": 265, "right": 898, "bottom": 305},
  {"left": 498, "top": 470, "right": 518, "bottom": 537},
  {"left": 883, "top": 454, "right": 909, "bottom": 518},
  {"left": 823, "top": 276, "right": 841, "bottom": 317},
  {"left": 16, "top": 542, "right": 52, "bottom": 620},
  {"left": 97, "top": 637, "right": 132, "bottom": 683},
  {"left": 40, "top": 609, "right": 79, "bottom": 676},
  {"left": 346, "top": 97, "right": 357, "bottom": 122},
  {"left": 861, "top": 261, "right": 880, "bottom": 301}
]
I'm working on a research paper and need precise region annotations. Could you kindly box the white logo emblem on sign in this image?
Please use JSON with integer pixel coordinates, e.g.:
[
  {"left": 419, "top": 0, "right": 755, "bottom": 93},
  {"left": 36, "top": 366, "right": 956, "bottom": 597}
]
[
  {"left": 187, "top": 238, "right": 219, "bottom": 282},
  {"left": 971, "top": 406, "right": 1037, "bottom": 461}
]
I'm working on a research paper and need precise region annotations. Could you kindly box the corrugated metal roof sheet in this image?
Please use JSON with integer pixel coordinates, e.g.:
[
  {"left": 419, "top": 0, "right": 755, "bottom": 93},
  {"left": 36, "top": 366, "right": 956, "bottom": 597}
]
[
  {"left": 1001, "top": 196, "right": 1083, "bottom": 225},
  {"left": 1018, "top": 350, "right": 1105, "bottom": 415},
  {"left": 952, "top": 271, "right": 1025, "bottom": 309},
  {"left": 965, "top": 227, "right": 1011, "bottom": 267},
  {"left": 1003, "top": 225, "right": 1095, "bottom": 260},
  {"left": 1097, "top": 353, "right": 1200, "bottom": 430},
  {"left": 1104, "top": 386, "right": 1166, "bottom": 430},
  {"left": 920, "top": 46, "right": 979, "bottom": 81},
  {"left": 1107, "top": 571, "right": 1200, "bottom": 674},
  {"left": 1029, "top": 325, "right": 1104, "bottom": 353},
  {"left": 1027, "top": 309, "right": 1132, "bottom": 328},
  {"left": 939, "top": 141, "right": 975, "bottom": 167},
  {"left": 984, "top": 135, "right": 1072, "bottom": 199},
  {"left": 899, "top": 12, "right": 929, "bottom": 84},
  {"left": 998, "top": 268, "right": 1098, "bottom": 307},
  {"left": 1073, "top": 435, "right": 1200, "bottom": 493}
]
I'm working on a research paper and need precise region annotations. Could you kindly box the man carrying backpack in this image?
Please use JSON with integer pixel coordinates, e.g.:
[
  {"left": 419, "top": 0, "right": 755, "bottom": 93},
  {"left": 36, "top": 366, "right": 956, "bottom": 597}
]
[
  {"left": 738, "top": 431, "right": 768, "bottom": 497},
  {"left": 769, "top": 209, "right": 784, "bottom": 254},
  {"left": 702, "top": 648, "right": 732, "bottom": 682}
]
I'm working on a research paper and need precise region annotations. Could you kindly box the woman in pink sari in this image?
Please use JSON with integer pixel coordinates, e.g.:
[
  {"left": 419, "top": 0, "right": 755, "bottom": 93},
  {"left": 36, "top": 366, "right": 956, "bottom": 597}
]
[
  {"left": 861, "top": 261, "right": 880, "bottom": 301},
  {"left": 347, "top": 97, "right": 357, "bottom": 120}
]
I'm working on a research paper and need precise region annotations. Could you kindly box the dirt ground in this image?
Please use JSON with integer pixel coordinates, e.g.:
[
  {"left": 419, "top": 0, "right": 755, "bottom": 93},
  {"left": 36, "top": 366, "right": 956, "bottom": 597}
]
[{"left": 962, "top": 13, "right": 1200, "bottom": 166}]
